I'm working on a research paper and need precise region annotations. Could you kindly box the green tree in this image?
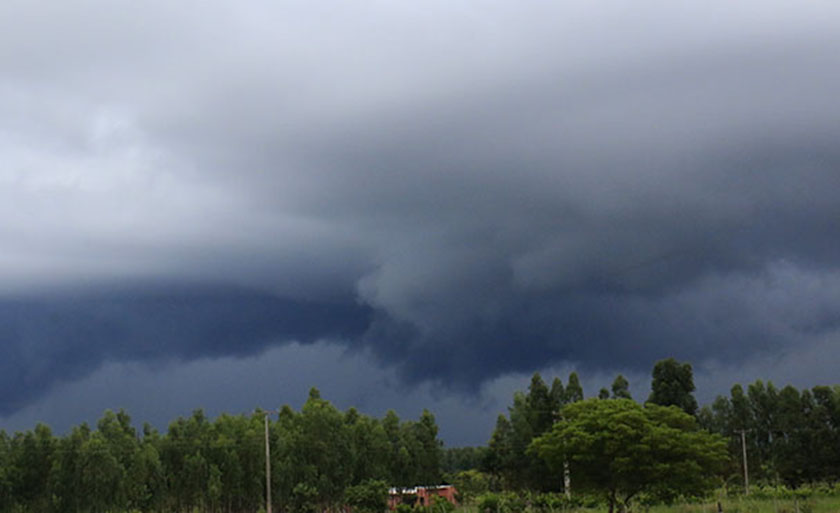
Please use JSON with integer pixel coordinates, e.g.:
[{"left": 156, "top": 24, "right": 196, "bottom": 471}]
[
  {"left": 775, "top": 385, "right": 807, "bottom": 486},
  {"left": 486, "top": 372, "right": 584, "bottom": 493},
  {"left": 506, "top": 391, "right": 538, "bottom": 490},
  {"left": 10, "top": 423, "right": 55, "bottom": 511},
  {"left": 78, "top": 433, "right": 125, "bottom": 513},
  {"left": 383, "top": 410, "right": 412, "bottom": 489},
  {"left": 441, "top": 446, "right": 487, "bottom": 474},
  {"left": 485, "top": 415, "right": 512, "bottom": 489},
  {"left": 132, "top": 436, "right": 165, "bottom": 512},
  {"left": 0, "top": 431, "right": 12, "bottom": 512},
  {"left": 550, "top": 378, "right": 565, "bottom": 413},
  {"left": 611, "top": 375, "right": 632, "bottom": 400},
  {"left": 527, "top": 373, "right": 555, "bottom": 436},
  {"left": 292, "top": 388, "right": 354, "bottom": 510},
  {"left": 450, "top": 469, "right": 490, "bottom": 502},
  {"left": 746, "top": 380, "right": 780, "bottom": 482},
  {"left": 160, "top": 409, "right": 214, "bottom": 511},
  {"left": 565, "top": 373, "right": 584, "bottom": 404},
  {"left": 345, "top": 408, "right": 389, "bottom": 484},
  {"left": 96, "top": 409, "right": 138, "bottom": 510},
  {"left": 531, "top": 398, "right": 726, "bottom": 513},
  {"left": 809, "top": 385, "right": 840, "bottom": 481},
  {"left": 410, "top": 410, "right": 442, "bottom": 485},
  {"left": 648, "top": 358, "right": 698, "bottom": 416},
  {"left": 49, "top": 423, "right": 90, "bottom": 513}
]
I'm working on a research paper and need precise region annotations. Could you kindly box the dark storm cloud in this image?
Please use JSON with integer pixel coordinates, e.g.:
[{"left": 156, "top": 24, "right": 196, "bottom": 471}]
[
  {"left": 0, "top": 284, "right": 371, "bottom": 415},
  {"left": 330, "top": 43, "right": 840, "bottom": 385},
  {"left": 2, "top": 1, "right": 840, "bottom": 414}
]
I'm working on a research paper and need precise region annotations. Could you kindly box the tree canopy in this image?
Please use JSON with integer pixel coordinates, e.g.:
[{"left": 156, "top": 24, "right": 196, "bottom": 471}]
[
  {"left": 0, "top": 393, "right": 443, "bottom": 513},
  {"left": 648, "top": 358, "right": 698, "bottom": 416},
  {"left": 531, "top": 398, "right": 727, "bottom": 513}
]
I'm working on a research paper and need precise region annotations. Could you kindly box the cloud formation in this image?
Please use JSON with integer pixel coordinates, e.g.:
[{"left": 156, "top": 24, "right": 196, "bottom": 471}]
[{"left": 2, "top": 1, "right": 840, "bottom": 417}]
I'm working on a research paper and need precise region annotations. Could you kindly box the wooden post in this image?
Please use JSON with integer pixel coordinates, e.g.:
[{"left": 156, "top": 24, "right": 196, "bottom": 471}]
[
  {"left": 740, "top": 429, "right": 749, "bottom": 496},
  {"left": 265, "top": 412, "right": 272, "bottom": 513}
]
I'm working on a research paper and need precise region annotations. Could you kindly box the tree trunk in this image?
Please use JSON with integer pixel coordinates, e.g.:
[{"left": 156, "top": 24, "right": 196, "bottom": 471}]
[{"left": 563, "top": 460, "right": 571, "bottom": 499}]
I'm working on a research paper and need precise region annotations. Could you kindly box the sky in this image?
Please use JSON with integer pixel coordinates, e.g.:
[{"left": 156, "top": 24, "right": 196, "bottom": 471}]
[{"left": 1, "top": 1, "right": 840, "bottom": 446}]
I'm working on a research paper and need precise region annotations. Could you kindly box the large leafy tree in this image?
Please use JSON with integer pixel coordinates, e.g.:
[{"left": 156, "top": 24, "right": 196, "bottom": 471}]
[{"left": 531, "top": 399, "right": 726, "bottom": 513}]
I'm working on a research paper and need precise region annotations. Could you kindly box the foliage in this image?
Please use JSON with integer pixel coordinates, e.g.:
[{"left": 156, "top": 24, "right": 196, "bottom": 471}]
[
  {"left": 642, "top": 492, "right": 840, "bottom": 513},
  {"left": 485, "top": 371, "right": 638, "bottom": 496},
  {"left": 2, "top": 361, "right": 840, "bottom": 513},
  {"left": 485, "top": 372, "right": 583, "bottom": 492},
  {"left": 475, "top": 492, "right": 526, "bottom": 513},
  {"left": 0, "top": 391, "right": 444, "bottom": 513},
  {"left": 648, "top": 358, "right": 698, "bottom": 416},
  {"left": 430, "top": 494, "right": 457, "bottom": 513},
  {"left": 531, "top": 399, "right": 727, "bottom": 513},
  {"left": 451, "top": 470, "right": 491, "bottom": 503},
  {"left": 442, "top": 447, "right": 488, "bottom": 474},
  {"left": 699, "top": 381, "right": 840, "bottom": 488},
  {"left": 611, "top": 375, "right": 632, "bottom": 400},
  {"left": 345, "top": 479, "right": 388, "bottom": 513}
]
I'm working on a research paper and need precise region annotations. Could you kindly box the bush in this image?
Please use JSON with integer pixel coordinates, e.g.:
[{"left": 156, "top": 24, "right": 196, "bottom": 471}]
[
  {"left": 431, "top": 495, "right": 456, "bottom": 513},
  {"left": 452, "top": 470, "right": 491, "bottom": 503},
  {"left": 474, "top": 491, "right": 535, "bottom": 513},
  {"left": 346, "top": 479, "right": 389, "bottom": 513},
  {"left": 529, "top": 491, "right": 582, "bottom": 512},
  {"left": 291, "top": 482, "right": 319, "bottom": 513},
  {"left": 477, "top": 492, "right": 501, "bottom": 513}
]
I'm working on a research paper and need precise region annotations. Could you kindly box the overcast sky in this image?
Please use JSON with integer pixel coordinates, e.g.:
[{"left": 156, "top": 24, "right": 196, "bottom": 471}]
[{"left": 2, "top": 1, "right": 840, "bottom": 445}]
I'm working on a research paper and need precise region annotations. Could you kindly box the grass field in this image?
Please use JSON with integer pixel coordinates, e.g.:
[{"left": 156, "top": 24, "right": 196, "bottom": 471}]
[
  {"left": 645, "top": 496, "right": 840, "bottom": 513},
  {"left": 457, "top": 495, "right": 840, "bottom": 513}
]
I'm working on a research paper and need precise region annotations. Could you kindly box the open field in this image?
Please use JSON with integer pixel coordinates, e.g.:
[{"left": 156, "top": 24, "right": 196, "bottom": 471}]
[
  {"left": 646, "top": 496, "right": 840, "bottom": 513},
  {"left": 455, "top": 496, "right": 840, "bottom": 513}
]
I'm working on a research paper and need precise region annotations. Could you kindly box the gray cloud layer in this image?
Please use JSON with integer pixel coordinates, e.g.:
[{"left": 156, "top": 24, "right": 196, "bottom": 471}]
[{"left": 2, "top": 1, "right": 840, "bottom": 416}]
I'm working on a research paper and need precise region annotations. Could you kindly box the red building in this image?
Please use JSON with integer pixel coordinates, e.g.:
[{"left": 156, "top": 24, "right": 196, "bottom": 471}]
[{"left": 388, "top": 485, "right": 458, "bottom": 509}]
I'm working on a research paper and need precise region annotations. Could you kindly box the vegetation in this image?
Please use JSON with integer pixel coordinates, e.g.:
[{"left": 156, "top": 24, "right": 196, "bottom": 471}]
[
  {"left": 531, "top": 399, "right": 727, "bottom": 513},
  {"left": 460, "top": 489, "right": 840, "bottom": 513},
  {"left": 482, "top": 359, "right": 840, "bottom": 512},
  {"left": 2, "top": 358, "right": 840, "bottom": 513},
  {"left": 698, "top": 381, "right": 840, "bottom": 488},
  {"left": 647, "top": 359, "right": 698, "bottom": 416},
  {"left": 0, "top": 388, "right": 442, "bottom": 513}
]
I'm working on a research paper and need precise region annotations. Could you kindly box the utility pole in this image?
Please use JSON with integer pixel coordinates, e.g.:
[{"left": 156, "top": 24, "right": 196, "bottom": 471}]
[
  {"left": 740, "top": 429, "right": 749, "bottom": 496},
  {"left": 264, "top": 411, "right": 273, "bottom": 513}
]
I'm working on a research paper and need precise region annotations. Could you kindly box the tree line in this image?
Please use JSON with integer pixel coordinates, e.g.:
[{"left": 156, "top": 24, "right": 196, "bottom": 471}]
[
  {"left": 698, "top": 380, "right": 840, "bottom": 488},
  {"left": 2, "top": 359, "right": 838, "bottom": 513},
  {"left": 471, "top": 358, "right": 840, "bottom": 512},
  {"left": 0, "top": 388, "right": 442, "bottom": 513}
]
